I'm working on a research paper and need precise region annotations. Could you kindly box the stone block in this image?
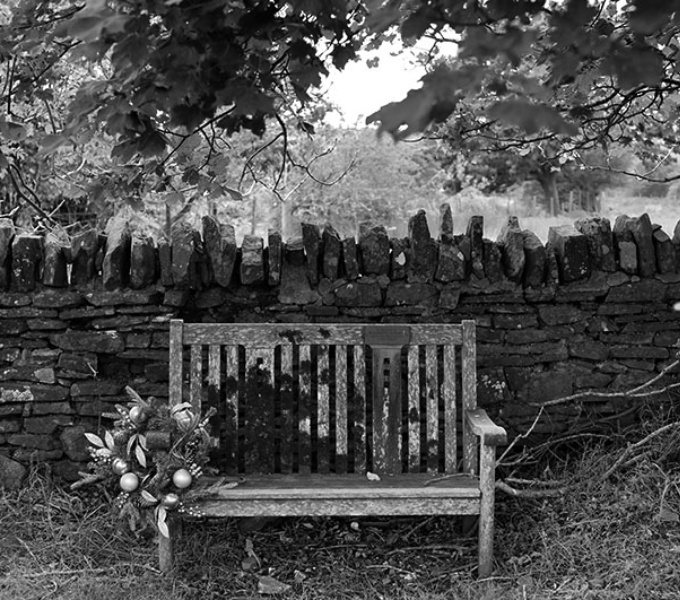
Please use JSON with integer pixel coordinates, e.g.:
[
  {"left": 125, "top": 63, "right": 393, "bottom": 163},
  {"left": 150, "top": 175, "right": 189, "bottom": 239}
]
[
  {"left": 574, "top": 217, "right": 616, "bottom": 272},
  {"left": 439, "top": 285, "right": 461, "bottom": 309},
  {"left": 466, "top": 215, "right": 485, "bottom": 278},
  {"left": 407, "top": 210, "right": 436, "bottom": 282},
  {"left": 613, "top": 215, "right": 638, "bottom": 275},
  {"left": 322, "top": 225, "right": 341, "bottom": 280},
  {"left": 268, "top": 229, "right": 282, "bottom": 286},
  {"left": 102, "top": 217, "right": 131, "bottom": 290},
  {"left": 7, "top": 433, "right": 60, "bottom": 451},
  {"left": 653, "top": 226, "right": 676, "bottom": 274},
  {"left": 631, "top": 213, "right": 656, "bottom": 277},
  {"left": 0, "top": 454, "right": 26, "bottom": 489},
  {"left": 497, "top": 217, "right": 525, "bottom": 282},
  {"left": 385, "top": 282, "right": 438, "bottom": 306},
  {"left": 335, "top": 281, "right": 382, "bottom": 307},
  {"left": 548, "top": 225, "right": 590, "bottom": 283},
  {"left": 434, "top": 242, "right": 465, "bottom": 282},
  {"left": 439, "top": 203, "right": 454, "bottom": 243},
  {"left": 301, "top": 222, "right": 322, "bottom": 285},
  {"left": 390, "top": 238, "right": 408, "bottom": 279},
  {"left": 70, "top": 229, "right": 99, "bottom": 285},
  {"left": 58, "top": 352, "right": 98, "bottom": 375},
  {"left": 278, "top": 242, "right": 320, "bottom": 305},
  {"left": 606, "top": 279, "right": 665, "bottom": 303},
  {"left": 0, "top": 218, "right": 15, "bottom": 289},
  {"left": 157, "top": 241, "right": 173, "bottom": 286},
  {"left": 130, "top": 232, "right": 156, "bottom": 289},
  {"left": 25, "top": 416, "right": 73, "bottom": 435},
  {"left": 341, "top": 237, "right": 359, "bottom": 280},
  {"left": 171, "top": 222, "right": 201, "bottom": 289},
  {"left": 522, "top": 230, "right": 545, "bottom": 288},
  {"left": 43, "top": 228, "right": 69, "bottom": 287},
  {"left": 240, "top": 235, "right": 265, "bottom": 285},
  {"left": 11, "top": 234, "right": 43, "bottom": 292},
  {"left": 569, "top": 338, "right": 609, "bottom": 361},
  {"left": 50, "top": 330, "right": 124, "bottom": 354},
  {"left": 483, "top": 240, "right": 504, "bottom": 283},
  {"left": 359, "top": 223, "right": 390, "bottom": 276},
  {"left": 538, "top": 305, "right": 585, "bottom": 326},
  {"left": 203, "top": 215, "right": 236, "bottom": 287}
]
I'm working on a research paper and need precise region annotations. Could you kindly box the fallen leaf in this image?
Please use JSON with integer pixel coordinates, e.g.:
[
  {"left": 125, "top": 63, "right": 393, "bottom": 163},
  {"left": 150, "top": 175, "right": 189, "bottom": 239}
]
[
  {"left": 366, "top": 471, "right": 381, "bottom": 482},
  {"left": 257, "top": 575, "right": 291, "bottom": 595}
]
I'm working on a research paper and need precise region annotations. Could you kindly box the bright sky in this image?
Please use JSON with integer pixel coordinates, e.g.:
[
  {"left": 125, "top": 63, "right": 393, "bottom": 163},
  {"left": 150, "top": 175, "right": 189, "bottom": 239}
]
[{"left": 323, "top": 42, "right": 454, "bottom": 127}]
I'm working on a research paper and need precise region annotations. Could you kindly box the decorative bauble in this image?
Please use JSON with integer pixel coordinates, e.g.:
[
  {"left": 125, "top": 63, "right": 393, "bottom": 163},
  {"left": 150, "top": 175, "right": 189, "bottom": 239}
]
[
  {"left": 172, "top": 408, "right": 193, "bottom": 431},
  {"left": 112, "top": 458, "right": 130, "bottom": 475},
  {"left": 120, "top": 472, "right": 139, "bottom": 492},
  {"left": 161, "top": 493, "right": 180, "bottom": 510},
  {"left": 128, "top": 406, "right": 145, "bottom": 425},
  {"left": 172, "top": 468, "right": 193, "bottom": 489}
]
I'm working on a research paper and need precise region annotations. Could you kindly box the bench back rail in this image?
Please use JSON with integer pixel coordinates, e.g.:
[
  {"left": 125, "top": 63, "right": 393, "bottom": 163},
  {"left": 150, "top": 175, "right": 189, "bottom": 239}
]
[{"left": 169, "top": 320, "right": 479, "bottom": 478}]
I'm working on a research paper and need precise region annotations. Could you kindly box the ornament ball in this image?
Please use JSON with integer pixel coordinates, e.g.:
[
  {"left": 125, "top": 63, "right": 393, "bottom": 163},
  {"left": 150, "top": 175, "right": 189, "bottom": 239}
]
[
  {"left": 119, "top": 472, "right": 139, "bottom": 492},
  {"left": 128, "top": 406, "right": 144, "bottom": 424},
  {"left": 112, "top": 458, "right": 130, "bottom": 475},
  {"left": 161, "top": 493, "right": 180, "bottom": 510},
  {"left": 172, "top": 468, "right": 193, "bottom": 489}
]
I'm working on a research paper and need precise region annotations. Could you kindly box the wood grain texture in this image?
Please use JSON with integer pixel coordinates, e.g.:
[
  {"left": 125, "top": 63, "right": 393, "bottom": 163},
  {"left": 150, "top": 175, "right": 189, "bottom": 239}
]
[
  {"left": 478, "top": 442, "right": 498, "bottom": 578},
  {"left": 224, "top": 345, "right": 239, "bottom": 474},
  {"left": 352, "top": 345, "right": 366, "bottom": 474},
  {"left": 190, "top": 345, "right": 202, "bottom": 412},
  {"left": 181, "top": 323, "right": 463, "bottom": 347},
  {"left": 317, "top": 345, "right": 331, "bottom": 474},
  {"left": 407, "top": 346, "right": 421, "bottom": 473},
  {"left": 425, "top": 345, "right": 439, "bottom": 474},
  {"left": 444, "top": 345, "right": 457, "bottom": 473},
  {"left": 466, "top": 408, "right": 507, "bottom": 446},
  {"left": 168, "top": 320, "right": 183, "bottom": 406},
  {"left": 461, "top": 320, "right": 478, "bottom": 475},
  {"left": 371, "top": 346, "right": 402, "bottom": 475},
  {"left": 335, "top": 346, "right": 348, "bottom": 474},
  {"left": 298, "top": 344, "right": 312, "bottom": 475},
  {"left": 279, "top": 345, "right": 294, "bottom": 474}
]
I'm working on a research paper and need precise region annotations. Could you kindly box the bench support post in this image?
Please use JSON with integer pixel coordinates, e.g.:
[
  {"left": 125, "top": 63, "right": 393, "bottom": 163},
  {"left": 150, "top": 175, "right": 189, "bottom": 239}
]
[
  {"left": 159, "top": 517, "right": 180, "bottom": 573},
  {"left": 477, "top": 442, "right": 497, "bottom": 578}
]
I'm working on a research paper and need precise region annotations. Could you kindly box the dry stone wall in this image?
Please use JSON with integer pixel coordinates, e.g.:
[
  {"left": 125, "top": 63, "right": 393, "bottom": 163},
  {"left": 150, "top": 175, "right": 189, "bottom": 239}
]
[{"left": 1, "top": 208, "right": 680, "bottom": 487}]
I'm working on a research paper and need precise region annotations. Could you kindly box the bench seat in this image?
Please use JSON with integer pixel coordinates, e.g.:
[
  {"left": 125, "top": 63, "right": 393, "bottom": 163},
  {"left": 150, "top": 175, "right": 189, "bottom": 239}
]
[{"left": 186, "top": 473, "right": 482, "bottom": 518}]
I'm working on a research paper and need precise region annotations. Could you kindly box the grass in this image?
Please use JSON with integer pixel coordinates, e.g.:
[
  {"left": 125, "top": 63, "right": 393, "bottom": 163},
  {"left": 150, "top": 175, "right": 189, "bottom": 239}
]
[{"left": 4, "top": 417, "right": 680, "bottom": 600}]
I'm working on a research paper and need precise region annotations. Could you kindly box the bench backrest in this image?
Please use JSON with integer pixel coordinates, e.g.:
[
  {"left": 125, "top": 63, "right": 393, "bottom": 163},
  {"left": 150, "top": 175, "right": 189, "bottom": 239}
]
[{"left": 169, "top": 320, "right": 479, "bottom": 477}]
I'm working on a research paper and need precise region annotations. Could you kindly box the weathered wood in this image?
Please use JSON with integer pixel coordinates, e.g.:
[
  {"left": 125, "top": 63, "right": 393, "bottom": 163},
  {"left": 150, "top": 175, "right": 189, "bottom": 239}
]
[
  {"left": 279, "top": 345, "right": 294, "bottom": 474},
  {"left": 425, "top": 345, "right": 439, "bottom": 473},
  {"left": 224, "top": 345, "right": 239, "bottom": 474},
  {"left": 190, "top": 345, "right": 202, "bottom": 412},
  {"left": 182, "top": 323, "right": 462, "bottom": 347},
  {"left": 353, "top": 345, "right": 366, "bottom": 474},
  {"left": 158, "top": 516, "right": 179, "bottom": 573},
  {"left": 461, "top": 320, "right": 478, "bottom": 475},
  {"left": 478, "top": 442, "right": 498, "bottom": 578},
  {"left": 371, "top": 346, "right": 402, "bottom": 475},
  {"left": 166, "top": 318, "right": 507, "bottom": 578},
  {"left": 169, "top": 320, "right": 183, "bottom": 406},
  {"left": 444, "top": 345, "right": 457, "bottom": 473},
  {"left": 298, "top": 344, "right": 312, "bottom": 475},
  {"left": 407, "top": 346, "right": 420, "bottom": 473},
  {"left": 335, "top": 346, "right": 348, "bottom": 474},
  {"left": 317, "top": 345, "right": 331, "bottom": 474}
]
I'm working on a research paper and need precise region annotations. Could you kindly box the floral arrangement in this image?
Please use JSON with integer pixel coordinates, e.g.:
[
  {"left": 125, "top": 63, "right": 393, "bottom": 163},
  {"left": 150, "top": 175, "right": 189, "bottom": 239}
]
[{"left": 75, "top": 386, "right": 216, "bottom": 536}]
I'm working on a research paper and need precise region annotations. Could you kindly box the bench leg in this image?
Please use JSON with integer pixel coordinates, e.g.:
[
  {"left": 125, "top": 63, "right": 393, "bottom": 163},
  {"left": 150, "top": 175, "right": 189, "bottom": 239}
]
[
  {"left": 477, "top": 443, "right": 497, "bottom": 578},
  {"left": 159, "top": 517, "right": 180, "bottom": 573}
]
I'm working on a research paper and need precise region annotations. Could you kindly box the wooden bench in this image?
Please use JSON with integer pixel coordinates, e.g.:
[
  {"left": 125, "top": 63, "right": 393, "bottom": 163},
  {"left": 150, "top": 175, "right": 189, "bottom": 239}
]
[{"left": 161, "top": 319, "right": 506, "bottom": 576}]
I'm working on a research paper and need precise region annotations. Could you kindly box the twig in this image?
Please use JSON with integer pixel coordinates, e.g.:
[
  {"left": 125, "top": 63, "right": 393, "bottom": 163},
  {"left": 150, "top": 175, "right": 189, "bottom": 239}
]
[
  {"left": 495, "top": 480, "right": 567, "bottom": 498},
  {"left": 496, "top": 405, "right": 545, "bottom": 467}
]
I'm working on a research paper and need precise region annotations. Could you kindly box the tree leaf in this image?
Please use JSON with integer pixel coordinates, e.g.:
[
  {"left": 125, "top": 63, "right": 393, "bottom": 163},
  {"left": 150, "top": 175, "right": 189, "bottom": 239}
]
[
  {"left": 156, "top": 506, "right": 169, "bottom": 537},
  {"left": 105, "top": 430, "right": 116, "bottom": 451},
  {"left": 40, "top": 133, "right": 70, "bottom": 155},
  {"left": 135, "top": 443, "right": 147, "bottom": 468},
  {"left": 0, "top": 121, "right": 27, "bottom": 142},
  {"left": 141, "top": 490, "right": 158, "bottom": 504},
  {"left": 84, "top": 432, "right": 105, "bottom": 448},
  {"left": 487, "top": 100, "right": 579, "bottom": 136}
]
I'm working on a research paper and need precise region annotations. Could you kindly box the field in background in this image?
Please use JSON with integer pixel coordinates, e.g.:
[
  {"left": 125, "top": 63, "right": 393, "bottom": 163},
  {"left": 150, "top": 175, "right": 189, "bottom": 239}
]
[{"left": 437, "top": 187, "right": 680, "bottom": 243}]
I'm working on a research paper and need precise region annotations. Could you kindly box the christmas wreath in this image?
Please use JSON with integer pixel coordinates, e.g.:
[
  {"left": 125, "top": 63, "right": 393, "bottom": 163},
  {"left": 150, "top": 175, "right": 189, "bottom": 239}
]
[{"left": 73, "top": 386, "right": 216, "bottom": 537}]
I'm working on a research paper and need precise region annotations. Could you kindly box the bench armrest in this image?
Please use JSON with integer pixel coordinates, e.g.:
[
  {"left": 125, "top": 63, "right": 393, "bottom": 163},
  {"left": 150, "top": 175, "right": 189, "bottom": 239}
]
[{"left": 465, "top": 408, "right": 507, "bottom": 446}]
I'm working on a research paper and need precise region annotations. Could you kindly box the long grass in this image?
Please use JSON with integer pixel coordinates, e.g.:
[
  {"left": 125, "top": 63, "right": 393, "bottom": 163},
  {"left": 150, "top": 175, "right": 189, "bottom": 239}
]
[{"left": 3, "top": 417, "right": 680, "bottom": 599}]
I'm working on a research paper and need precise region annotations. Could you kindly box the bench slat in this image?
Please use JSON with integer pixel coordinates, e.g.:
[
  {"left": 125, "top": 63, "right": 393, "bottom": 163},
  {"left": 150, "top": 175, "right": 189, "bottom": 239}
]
[
  {"left": 244, "top": 347, "right": 275, "bottom": 474},
  {"left": 335, "top": 346, "right": 348, "bottom": 474},
  {"left": 298, "top": 344, "right": 312, "bottom": 475},
  {"left": 181, "top": 323, "right": 463, "bottom": 346},
  {"left": 426, "top": 345, "right": 439, "bottom": 474},
  {"left": 462, "top": 321, "right": 478, "bottom": 474},
  {"left": 190, "top": 345, "right": 202, "bottom": 412},
  {"left": 224, "top": 345, "right": 239, "bottom": 474},
  {"left": 279, "top": 345, "right": 294, "bottom": 474},
  {"left": 317, "top": 345, "right": 331, "bottom": 474},
  {"left": 407, "top": 346, "right": 420, "bottom": 473},
  {"left": 353, "top": 345, "right": 366, "bottom": 474},
  {"left": 371, "top": 346, "right": 402, "bottom": 475},
  {"left": 444, "top": 345, "right": 457, "bottom": 473},
  {"left": 169, "top": 320, "right": 183, "bottom": 407}
]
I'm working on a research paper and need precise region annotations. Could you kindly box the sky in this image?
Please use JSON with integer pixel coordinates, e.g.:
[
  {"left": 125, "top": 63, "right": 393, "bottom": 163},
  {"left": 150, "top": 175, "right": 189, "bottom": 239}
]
[{"left": 322, "top": 43, "right": 446, "bottom": 128}]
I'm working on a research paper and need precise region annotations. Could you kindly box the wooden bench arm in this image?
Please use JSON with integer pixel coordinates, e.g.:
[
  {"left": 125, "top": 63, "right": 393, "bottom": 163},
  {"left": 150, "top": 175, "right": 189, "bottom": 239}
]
[{"left": 465, "top": 409, "right": 507, "bottom": 446}]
